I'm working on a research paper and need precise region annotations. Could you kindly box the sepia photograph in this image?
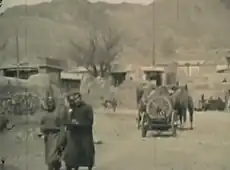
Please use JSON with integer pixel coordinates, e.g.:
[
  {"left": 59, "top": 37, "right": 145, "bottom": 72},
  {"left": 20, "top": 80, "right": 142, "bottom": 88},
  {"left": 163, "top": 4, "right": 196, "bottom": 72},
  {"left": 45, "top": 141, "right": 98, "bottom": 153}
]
[{"left": 0, "top": 0, "right": 230, "bottom": 169}]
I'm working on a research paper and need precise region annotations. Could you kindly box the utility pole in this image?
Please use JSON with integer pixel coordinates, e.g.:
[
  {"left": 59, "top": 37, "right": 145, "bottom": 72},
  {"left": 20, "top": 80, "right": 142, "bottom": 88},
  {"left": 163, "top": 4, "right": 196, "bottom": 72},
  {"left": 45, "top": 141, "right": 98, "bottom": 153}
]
[
  {"left": 25, "top": 0, "right": 27, "bottom": 65},
  {"left": 24, "top": 0, "right": 29, "bottom": 170},
  {"left": 16, "top": 28, "right": 20, "bottom": 80},
  {"left": 176, "top": 0, "right": 180, "bottom": 21},
  {"left": 152, "top": 0, "right": 156, "bottom": 65},
  {"left": 176, "top": 0, "right": 180, "bottom": 58}
]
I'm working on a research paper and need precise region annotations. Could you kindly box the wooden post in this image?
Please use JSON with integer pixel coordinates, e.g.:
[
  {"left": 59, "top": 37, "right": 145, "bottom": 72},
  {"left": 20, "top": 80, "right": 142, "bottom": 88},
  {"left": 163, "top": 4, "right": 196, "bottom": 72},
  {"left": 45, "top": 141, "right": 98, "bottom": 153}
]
[
  {"left": 177, "top": 0, "right": 180, "bottom": 21},
  {"left": 152, "top": 1, "right": 156, "bottom": 65},
  {"left": 16, "top": 29, "right": 20, "bottom": 80}
]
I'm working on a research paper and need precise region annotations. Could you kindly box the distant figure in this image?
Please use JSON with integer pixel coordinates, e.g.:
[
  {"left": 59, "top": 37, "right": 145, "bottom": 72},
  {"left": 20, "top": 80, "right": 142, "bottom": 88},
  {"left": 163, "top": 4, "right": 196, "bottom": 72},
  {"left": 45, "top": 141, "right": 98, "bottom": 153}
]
[
  {"left": 1, "top": 157, "right": 5, "bottom": 170},
  {"left": 222, "top": 78, "right": 227, "bottom": 83},
  {"left": 0, "top": 112, "right": 14, "bottom": 132},
  {"left": 111, "top": 97, "right": 118, "bottom": 112},
  {"left": 40, "top": 94, "right": 66, "bottom": 170},
  {"left": 200, "top": 94, "right": 207, "bottom": 111},
  {"left": 0, "top": 113, "right": 9, "bottom": 132},
  {"left": 201, "top": 94, "right": 204, "bottom": 101},
  {"left": 101, "top": 97, "right": 118, "bottom": 112}
]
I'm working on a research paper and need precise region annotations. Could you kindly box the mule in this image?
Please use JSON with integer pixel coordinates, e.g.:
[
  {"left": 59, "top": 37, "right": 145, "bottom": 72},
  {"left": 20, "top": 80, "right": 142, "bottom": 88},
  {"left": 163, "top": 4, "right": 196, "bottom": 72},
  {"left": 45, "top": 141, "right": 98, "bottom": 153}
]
[{"left": 170, "top": 85, "right": 194, "bottom": 129}]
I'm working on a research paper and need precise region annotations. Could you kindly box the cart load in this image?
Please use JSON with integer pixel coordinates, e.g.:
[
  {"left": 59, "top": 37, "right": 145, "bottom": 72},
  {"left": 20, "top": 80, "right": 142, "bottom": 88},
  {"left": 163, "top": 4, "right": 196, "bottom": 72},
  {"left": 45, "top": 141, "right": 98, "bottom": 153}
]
[{"left": 138, "top": 86, "right": 177, "bottom": 137}]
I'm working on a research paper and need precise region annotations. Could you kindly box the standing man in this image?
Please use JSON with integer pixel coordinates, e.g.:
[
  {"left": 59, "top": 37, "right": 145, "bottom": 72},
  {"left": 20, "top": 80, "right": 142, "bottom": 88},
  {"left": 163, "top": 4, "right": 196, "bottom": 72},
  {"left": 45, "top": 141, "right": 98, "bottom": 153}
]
[
  {"left": 63, "top": 92, "right": 95, "bottom": 170},
  {"left": 40, "top": 94, "right": 66, "bottom": 170}
]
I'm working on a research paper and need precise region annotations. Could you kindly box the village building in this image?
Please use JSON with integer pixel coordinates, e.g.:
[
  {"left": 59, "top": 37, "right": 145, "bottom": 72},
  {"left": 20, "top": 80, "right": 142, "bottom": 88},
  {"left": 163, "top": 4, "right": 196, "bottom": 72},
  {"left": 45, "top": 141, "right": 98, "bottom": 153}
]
[
  {"left": 63, "top": 64, "right": 133, "bottom": 88},
  {"left": 157, "top": 60, "right": 207, "bottom": 77},
  {"left": 0, "top": 57, "right": 65, "bottom": 85},
  {"left": 110, "top": 64, "right": 132, "bottom": 86},
  {"left": 141, "top": 66, "right": 165, "bottom": 86},
  {"left": 0, "top": 64, "right": 38, "bottom": 79},
  {"left": 60, "top": 72, "right": 82, "bottom": 91},
  {"left": 216, "top": 56, "right": 230, "bottom": 73},
  {"left": 155, "top": 59, "right": 227, "bottom": 84},
  {"left": 60, "top": 66, "right": 87, "bottom": 91},
  {"left": 214, "top": 56, "right": 230, "bottom": 85},
  {"left": 66, "top": 66, "right": 88, "bottom": 77}
]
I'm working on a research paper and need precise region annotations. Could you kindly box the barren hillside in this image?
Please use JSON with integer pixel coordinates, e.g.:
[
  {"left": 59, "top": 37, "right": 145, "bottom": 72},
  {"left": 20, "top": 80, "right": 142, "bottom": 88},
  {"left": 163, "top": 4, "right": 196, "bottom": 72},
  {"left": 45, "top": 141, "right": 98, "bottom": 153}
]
[{"left": 0, "top": 0, "right": 230, "bottom": 66}]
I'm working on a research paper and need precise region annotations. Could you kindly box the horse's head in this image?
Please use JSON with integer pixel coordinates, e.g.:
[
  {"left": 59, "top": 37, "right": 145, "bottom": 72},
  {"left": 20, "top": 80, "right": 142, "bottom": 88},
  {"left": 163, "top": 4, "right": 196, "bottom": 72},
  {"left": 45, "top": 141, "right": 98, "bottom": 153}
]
[
  {"left": 157, "top": 86, "right": 170, "bottom": 95},
  {"left": 172, "top": 84, "right": 189, "bottom": 98},
  {"left": 177, "top": 84, "right": 188, "bottom": 92}
]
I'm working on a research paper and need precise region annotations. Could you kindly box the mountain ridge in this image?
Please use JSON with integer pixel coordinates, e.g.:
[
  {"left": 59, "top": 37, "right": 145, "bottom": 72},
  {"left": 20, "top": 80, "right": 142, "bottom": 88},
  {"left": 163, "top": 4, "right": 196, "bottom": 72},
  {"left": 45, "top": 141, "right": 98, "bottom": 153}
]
[{"left": 0, "top": 0, "right": 230, "bottom": 66}]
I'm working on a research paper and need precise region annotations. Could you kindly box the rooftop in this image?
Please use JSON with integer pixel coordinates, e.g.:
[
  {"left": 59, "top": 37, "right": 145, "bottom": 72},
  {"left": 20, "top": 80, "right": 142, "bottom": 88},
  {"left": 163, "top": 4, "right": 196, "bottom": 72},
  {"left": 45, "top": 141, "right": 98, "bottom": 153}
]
[
  {"left": 111, "top": 63, "right": 132, "bottom": 73},
  {"left": 67, "top": 66, "right": 88, "bottom": 73},
  {"left": 176, "top": 60, "right": 206, "bottom": 65},
  {"left": 157, "top": 60, "right": 206, "bottom": 66},
  {"left": 60, "top": 72, "right": 82, "bottom": 80},
  {"left": 0, "top": 56, "right": 65, "bottom": 70},
  {"left": 67, "top": 64, "right": 132, "bottom": 73},
  {"left": 141, "top": 66, "right": 164, "bottom": 72}
]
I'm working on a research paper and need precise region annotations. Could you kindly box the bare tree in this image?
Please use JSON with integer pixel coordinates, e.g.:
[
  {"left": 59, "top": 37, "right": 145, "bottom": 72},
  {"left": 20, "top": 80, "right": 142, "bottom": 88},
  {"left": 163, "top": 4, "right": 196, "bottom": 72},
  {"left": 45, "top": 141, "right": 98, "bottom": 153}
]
[{"left": 70, "top": 28, "right": 121, "bottom": 78}]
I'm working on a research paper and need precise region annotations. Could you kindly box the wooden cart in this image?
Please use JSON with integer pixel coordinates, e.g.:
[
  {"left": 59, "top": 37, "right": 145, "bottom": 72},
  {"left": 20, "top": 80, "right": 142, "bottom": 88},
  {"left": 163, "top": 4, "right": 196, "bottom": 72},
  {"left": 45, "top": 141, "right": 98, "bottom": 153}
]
[{"left": 140, "top": 94, "right": 177, "bottom": 138}]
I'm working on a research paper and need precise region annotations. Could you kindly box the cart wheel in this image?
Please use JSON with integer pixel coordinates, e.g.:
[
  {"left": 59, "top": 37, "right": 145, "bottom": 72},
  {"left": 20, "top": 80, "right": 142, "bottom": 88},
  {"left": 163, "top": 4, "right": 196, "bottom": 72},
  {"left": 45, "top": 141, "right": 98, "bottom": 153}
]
[
  {"left": 141, "top": 113, "right": 148, "bottom": 138},
  {"left": 171, "top": 111, "right": 177, "bottom": 137}
]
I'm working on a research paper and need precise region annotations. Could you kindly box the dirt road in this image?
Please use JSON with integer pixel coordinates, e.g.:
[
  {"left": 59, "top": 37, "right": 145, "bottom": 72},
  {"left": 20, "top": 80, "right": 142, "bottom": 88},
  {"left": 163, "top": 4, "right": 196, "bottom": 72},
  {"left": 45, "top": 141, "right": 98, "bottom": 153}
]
[{"left": 0, "top": 110, "right": 230, "bottom": 170}]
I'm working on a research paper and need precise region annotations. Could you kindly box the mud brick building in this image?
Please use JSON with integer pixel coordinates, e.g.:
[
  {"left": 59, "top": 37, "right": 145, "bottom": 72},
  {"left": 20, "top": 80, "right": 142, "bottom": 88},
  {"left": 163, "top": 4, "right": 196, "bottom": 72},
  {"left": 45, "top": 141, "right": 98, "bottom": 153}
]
[{"left": 0, "top": 56, "right": 65, "bottom": 86}]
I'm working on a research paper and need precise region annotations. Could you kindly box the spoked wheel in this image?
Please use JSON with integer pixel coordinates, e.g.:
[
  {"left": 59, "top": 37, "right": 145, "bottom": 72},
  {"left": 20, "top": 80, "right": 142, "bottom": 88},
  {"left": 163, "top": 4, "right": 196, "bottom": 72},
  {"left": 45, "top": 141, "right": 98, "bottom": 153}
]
[
  {"left": 146, "top": 96, "right": 173, "bottom": 119},
  {"left": 171, "top": 111, "right": 177, "bottom": 137}
]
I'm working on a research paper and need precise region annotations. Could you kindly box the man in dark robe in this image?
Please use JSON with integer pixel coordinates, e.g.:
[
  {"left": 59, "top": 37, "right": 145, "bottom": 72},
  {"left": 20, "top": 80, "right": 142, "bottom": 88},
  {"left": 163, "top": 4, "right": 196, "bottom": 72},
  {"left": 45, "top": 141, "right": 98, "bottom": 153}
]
[
  {"left": 40, "top": 94, "right": 66, "bottom": 170},
  {"left": 63, "top": 92, "right": 95, "bottom": 170}
]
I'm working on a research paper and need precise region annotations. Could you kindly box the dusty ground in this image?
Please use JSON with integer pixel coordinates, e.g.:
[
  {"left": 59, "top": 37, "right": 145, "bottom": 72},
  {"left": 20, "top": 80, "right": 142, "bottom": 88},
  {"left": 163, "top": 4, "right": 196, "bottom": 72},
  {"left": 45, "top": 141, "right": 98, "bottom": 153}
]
[{"left": 0, "top": 109, "right": 230, "bottom": 170}]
